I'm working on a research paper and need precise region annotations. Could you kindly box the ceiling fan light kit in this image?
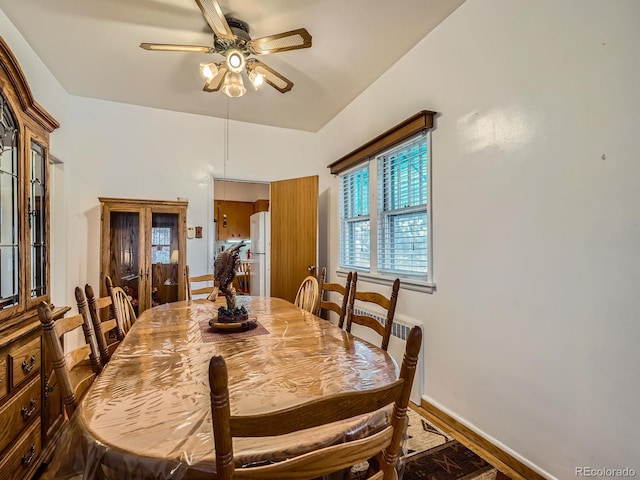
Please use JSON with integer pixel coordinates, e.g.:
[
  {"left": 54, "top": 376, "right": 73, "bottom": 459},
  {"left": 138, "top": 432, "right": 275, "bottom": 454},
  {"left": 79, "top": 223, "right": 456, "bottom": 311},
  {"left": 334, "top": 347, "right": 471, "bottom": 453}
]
[
  {"left": 225, "top": 49, "right": 245, "bottom": 73},
  {"left": 221, "top": 72, "right": 246, "bottom": 98},
  {"left": 200, "top": 62, "right": 218, "bottom": 81},
  {"left": 140, "top": 0, "right": 312, "bottom": 99}
]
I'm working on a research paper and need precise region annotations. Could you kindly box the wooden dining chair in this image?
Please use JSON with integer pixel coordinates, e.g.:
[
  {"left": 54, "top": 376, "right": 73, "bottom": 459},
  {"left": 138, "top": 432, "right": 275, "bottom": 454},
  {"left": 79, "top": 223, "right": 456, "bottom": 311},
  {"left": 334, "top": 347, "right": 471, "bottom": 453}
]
[
  {"left": 293, "top": 275, "right": 320, "bottom": 313},
  {"left": 317, "top": 267, "right": 353, "bottom": 328},
  {"left": 186, "top": 265, "right": 218, "bottom": 300},
  {"left": 38, "top": 300, "right": 102, "bottom": 418},
  {"left": 209, "top": 325, "right": 422, "bottom": 480},
  {"left": 80, "top": 283, "right": 125, "bottom": 366},
  {"left": 106, "top": 276, "right": 137, "bottom": 335},
  {"left": 345, "top": 273, "right": 400, "bottom": 351}
]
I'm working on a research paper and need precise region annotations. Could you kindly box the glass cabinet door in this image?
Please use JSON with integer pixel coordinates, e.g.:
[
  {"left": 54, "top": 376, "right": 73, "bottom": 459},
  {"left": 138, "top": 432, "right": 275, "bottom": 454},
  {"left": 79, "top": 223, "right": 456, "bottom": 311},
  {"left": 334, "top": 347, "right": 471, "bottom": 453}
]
[
  {"left": 29, "top": 140, "right": 47, "bottom": 301},
  {"left": 107, "top": 211, "right": 142, "bottom": 315},
  {"left": 0, "top": 94, "right": 19, "bottom": 312},
  {"left": 150, "top": 212, "right": 180, "bottom": 307}
]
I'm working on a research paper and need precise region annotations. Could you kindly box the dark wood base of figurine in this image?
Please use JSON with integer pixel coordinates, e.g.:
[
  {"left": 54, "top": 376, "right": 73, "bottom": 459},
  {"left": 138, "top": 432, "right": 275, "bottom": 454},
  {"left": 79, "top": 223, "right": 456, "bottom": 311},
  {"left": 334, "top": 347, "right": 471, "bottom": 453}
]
[
  {"left": 217, "top": 312, "right": 249, "bottom": 323},
  {"left": 208, "top": 317, "right": 257, "bottom": 333}
]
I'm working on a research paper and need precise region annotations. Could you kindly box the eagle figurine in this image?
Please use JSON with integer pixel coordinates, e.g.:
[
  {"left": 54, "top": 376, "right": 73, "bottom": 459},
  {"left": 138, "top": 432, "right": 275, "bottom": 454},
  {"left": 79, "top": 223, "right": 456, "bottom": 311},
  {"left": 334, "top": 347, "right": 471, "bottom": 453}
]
[{"left": 214, "top": 241, "right": 245, "bottom": 299}]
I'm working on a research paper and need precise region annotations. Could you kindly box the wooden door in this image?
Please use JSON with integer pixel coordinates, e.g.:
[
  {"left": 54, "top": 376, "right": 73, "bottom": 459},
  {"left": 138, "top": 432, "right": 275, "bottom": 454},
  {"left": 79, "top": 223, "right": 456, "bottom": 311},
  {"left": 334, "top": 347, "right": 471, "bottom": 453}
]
[
  {"left": 270, "top": 175, "right": 318, "bottom": 303},
  {"left": 100, "top": 203, "right": 146, "bottom": 313},
  {"left": 146, "top": 206, "right": 187, "bottom": 309}
]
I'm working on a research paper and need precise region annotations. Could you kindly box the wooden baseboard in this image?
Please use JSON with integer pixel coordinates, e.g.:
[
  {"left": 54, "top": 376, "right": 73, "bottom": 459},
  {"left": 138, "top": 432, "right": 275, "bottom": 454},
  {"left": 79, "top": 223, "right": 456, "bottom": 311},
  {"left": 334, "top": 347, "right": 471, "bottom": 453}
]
[{"left": 414, "top": 399, "right": 546, "bottom": 480}]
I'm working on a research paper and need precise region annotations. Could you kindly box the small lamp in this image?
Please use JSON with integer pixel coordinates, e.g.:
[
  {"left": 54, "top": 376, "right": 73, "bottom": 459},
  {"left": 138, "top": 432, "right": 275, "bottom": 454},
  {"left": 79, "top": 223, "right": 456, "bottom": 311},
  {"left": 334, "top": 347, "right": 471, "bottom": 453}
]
[
  {"left": 221, "top": 72, "right": 247, "bottom": 98},
  {"left": 200, "top": 62, "right": 218, "bottom": 80},
  {"left": 248, "top": 70, "right": 264, "bottom": 90},
  {"left": 170, "top": 249, "right": 179, "bottom": 264}
]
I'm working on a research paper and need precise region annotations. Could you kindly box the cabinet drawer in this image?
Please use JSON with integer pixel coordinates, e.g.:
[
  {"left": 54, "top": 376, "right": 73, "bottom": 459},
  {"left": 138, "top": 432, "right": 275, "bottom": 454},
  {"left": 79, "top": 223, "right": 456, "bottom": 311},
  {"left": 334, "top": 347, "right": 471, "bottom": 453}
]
[
  {"left": 9, "top": 337, "right": 40, "bottom": 389},
  {"left": 0, "top": 376, "right": 41, "bottom": 455},
  {"left": 0, "top": 418, "right": 41, "bottom": 480},
  {"left": 0, "top": 355, "right": 6, "bottom": 401}
]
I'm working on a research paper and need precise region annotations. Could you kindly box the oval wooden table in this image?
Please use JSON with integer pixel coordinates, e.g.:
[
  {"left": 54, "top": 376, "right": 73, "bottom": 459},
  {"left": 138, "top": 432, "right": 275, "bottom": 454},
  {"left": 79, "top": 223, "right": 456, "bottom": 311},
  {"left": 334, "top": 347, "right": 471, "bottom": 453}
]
[{"left": 50, "top": 296, "right": 399, "bottom": 479}]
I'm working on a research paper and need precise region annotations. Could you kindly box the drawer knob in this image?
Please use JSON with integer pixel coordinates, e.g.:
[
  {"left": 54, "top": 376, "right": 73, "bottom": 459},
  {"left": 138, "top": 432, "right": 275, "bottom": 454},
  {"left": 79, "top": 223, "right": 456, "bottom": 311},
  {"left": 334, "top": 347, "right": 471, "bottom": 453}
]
[
  {"left": 21, "top": 444, "right": 36, "bottom": 467},
  {"left": 21, "top": 355, "right": 36, "bottom": 374},
  {"left": 21, "top": 398, "right": 37, "bottom": 420}
]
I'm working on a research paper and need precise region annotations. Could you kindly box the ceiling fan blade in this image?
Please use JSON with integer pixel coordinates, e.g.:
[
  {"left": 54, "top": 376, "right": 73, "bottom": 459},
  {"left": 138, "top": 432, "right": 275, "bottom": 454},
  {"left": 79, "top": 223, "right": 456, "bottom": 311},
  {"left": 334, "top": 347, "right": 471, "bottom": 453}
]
[
  {"left": 140, "top": 43, "right": 213, "bottom": 53},
  {"left": 194, "top": 0, "right": 234, "bottom": 40},
  {"left": 203, "top": 65, "right": 228, "bottom": 92},
  {"left": 247, "top": 60, "right": 293, "bottom": 93},
  {"left": 250, "top": 28, "right": 312, "bottom": 55}
]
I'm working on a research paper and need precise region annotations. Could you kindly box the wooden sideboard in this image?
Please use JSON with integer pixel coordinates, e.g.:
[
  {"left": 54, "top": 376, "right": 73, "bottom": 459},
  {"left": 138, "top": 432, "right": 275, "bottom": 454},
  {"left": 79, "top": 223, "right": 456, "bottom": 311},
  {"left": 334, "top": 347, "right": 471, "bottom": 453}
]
[
  {"left": 0, "top": 36, "right": 63, "bottom": 479},
  {"left": 0, "top": 307, "right": 69, "bottom": 480}
]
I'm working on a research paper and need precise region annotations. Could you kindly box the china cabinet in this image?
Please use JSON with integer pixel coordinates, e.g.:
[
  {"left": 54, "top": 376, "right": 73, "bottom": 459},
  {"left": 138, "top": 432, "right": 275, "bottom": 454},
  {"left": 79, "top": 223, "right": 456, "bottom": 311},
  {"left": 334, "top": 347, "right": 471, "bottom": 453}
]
[
  {"left": 99, "top": 197, "right": 188, "bottom": 314},
  {"left": 0, "top": 36, "right": 63, "bottom": 479}
]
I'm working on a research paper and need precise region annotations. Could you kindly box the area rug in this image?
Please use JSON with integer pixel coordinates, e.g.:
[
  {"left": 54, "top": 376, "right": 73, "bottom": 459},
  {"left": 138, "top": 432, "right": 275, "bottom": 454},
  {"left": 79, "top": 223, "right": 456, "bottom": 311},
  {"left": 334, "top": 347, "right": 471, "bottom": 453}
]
[{"left": 351, "top": 409, "right": 502, "bottom": 480}]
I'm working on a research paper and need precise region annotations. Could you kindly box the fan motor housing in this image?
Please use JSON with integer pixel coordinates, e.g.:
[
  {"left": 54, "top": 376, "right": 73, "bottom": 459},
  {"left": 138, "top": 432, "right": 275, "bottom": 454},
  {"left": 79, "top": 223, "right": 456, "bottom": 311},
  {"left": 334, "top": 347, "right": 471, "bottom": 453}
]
[{"left": 226, "top": 17, "right": 250, "bottom": 42}]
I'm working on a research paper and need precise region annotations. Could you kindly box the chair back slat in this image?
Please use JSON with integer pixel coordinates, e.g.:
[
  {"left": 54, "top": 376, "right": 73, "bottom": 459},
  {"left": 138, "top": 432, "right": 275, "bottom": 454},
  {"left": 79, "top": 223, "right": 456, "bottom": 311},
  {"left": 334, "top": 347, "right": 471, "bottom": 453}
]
[
  {"left": 347, "top": 313, "right": 386, "bottom": 338},
  {"left": 346, "top": 273, "right": 400, "bottom": 351},
  {"left": 38, "top": 301, "right": 101, "bottom": 417},
  {"left": 231, "top": 380, "right": 403, "bottom": 438},
  {"left": 111, "top": 286, "right": 136, "bottom": 334},
  {"left": 53, "top": 314, "right": 85, "bottom": 338},
  {"left": 64, "top": 344, "right": 91, "bottom": 372},
  {"left": 186, "top": 265, "right": 217, "bottom": 300},
  {"left": 106, "top": 276, "right": 137, "bottom": 335},
  {"left": 80, "top": 283, "right": 124, "bottom": 366},
  {"left": 317, "top": 267, "right": 352, "bottom": 328},
  {"left": 293, "top": 275, "right": 319, "bottom": 313},
  {"left": 233, "top": 428, "right": 394, "bottom": 480},
  {"left": 209, "top": 325, "right": 422, "bottom": 480}
]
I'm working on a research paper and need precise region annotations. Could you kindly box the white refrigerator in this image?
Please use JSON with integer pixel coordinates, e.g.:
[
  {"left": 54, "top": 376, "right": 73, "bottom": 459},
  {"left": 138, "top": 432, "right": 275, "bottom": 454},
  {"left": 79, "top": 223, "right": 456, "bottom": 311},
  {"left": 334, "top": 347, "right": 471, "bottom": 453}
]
[{"left": 249, "top": 211, "right": 270, "bottom": 296}]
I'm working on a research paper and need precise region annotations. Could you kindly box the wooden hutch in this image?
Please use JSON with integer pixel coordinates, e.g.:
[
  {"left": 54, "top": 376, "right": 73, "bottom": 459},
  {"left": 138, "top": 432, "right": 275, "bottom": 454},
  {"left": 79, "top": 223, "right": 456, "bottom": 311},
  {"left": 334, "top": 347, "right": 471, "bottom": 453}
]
[{"left": 0, "top": 36, "right": 66, "bottom": 479}]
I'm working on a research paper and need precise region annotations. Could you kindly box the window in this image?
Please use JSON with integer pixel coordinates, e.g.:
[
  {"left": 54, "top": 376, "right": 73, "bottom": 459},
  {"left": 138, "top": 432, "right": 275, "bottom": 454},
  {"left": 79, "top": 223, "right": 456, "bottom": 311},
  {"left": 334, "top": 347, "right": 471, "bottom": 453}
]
[
  {"left": 340, "top": 132, "right": 431, "bottom": 285},
  {"left": 330, "top": 111, "right": 435, "bottom": 291},
  {"left": 340, "top": 165, "right": 370, "bottom": 269},
  {"left": 151, "top": 227, "right": 172, "bottom": 264},
  {"left": 377, "top": 134, "right": 428, "bottom": 277}
]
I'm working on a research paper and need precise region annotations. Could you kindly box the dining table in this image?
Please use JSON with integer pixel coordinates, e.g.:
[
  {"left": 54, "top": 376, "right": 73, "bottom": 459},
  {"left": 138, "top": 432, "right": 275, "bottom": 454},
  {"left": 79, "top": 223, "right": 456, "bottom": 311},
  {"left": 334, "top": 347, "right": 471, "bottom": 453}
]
[{"left": 48, "top": 295, "right": 399, "bottom": 479}]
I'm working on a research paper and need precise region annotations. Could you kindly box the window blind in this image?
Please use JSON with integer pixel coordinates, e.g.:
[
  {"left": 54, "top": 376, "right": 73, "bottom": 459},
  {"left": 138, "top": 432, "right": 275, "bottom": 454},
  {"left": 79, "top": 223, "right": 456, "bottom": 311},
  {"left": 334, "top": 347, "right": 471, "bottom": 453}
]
[
  {"left": 377, "top": 133, "right": 428, "bottom": 276},
  {"left": 339, "top": 165, "right": 370, "bottom": 269}
]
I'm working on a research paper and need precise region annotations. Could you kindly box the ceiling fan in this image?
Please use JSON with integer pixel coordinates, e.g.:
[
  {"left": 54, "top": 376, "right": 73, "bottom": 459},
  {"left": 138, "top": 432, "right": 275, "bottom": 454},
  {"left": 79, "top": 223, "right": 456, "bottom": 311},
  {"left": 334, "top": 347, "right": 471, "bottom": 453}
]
[{"left": 140, "top": 0, "right": 312, "bottom": 98}]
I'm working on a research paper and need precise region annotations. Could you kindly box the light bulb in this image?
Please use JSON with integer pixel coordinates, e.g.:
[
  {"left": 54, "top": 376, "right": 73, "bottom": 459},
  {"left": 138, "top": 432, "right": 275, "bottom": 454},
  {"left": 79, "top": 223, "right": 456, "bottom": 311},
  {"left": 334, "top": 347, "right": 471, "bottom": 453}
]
[
  {"left": 221, "top": 72, "right": 247, "bottom": 98},
  {"left": 200, "top": 63, "right": 218, "bottom": 80},
  {"left": 248, "top": 70, "right": 264, "bottom": 90},
  {"left": 226, "top": 49, "right": 245, "bottom": 73}
]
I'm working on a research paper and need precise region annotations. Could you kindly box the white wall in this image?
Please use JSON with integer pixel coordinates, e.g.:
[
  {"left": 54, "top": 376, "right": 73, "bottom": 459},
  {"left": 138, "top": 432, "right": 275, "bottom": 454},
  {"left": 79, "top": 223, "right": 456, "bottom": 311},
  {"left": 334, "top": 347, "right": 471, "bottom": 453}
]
[
  {"left": 62, "top": 96, "right": 321, "bottom": 307},
  {"left": 318, "top": 0, "right": 640, "bottom": 478},
  {"left": 213, "top": 180, "right": 269, "bottom": 202}
]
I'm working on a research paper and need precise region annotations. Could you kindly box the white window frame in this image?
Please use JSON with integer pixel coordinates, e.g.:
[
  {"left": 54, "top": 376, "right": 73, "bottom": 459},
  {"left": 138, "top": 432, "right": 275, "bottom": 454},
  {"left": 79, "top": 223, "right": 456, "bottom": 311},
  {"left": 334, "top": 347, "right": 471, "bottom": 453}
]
[{"left": 338, "top": 131, "right": 435, "bottom": 293}]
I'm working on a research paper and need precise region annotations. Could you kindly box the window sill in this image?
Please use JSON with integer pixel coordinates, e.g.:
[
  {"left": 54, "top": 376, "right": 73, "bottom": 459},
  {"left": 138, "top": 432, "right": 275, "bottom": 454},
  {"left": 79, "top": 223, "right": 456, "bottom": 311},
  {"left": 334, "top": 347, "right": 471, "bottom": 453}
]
[{"left": 336, "top": 270, "right": 436, "bottom": 294}]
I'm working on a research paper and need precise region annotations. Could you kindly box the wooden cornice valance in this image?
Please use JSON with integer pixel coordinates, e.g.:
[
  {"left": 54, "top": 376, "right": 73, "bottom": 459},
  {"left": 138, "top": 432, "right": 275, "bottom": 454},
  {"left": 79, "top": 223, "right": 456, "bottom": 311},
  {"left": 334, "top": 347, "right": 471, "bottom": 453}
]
[
  {"left": 328, "top": 110, "right": 436, "bottom": 175},
  {"left": 0, "top": 36, "right": 59, "bottom": 132}
]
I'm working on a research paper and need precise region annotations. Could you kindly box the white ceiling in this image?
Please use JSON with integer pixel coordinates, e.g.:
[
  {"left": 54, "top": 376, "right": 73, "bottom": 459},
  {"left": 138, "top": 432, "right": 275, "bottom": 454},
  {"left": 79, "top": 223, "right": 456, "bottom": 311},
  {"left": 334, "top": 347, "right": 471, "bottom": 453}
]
[{"left": 0, "top": 0, "right": 465, "bottom": 132}]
